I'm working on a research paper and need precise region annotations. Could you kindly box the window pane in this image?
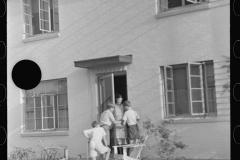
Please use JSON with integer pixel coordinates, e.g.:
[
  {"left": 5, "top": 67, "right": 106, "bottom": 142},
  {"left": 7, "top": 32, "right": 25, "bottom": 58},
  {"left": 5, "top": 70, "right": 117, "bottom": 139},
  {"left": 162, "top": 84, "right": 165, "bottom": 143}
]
[
  {"left": 25, "top": 119, "right": 35, "bottom": 130},
  {"left": 40, "top": 10, "right": 49, "bottom": 21},
  {"left": 207, "top": 76, "right": 215, "bottom": 87},
  {"left": 23, "top": 15, "right": 31, "bottom": 24},
  {"left": 166, "top": 68, "right": 172, "bottom": 78},
  {"left": 206, "top": 63, "right": 214, "bottom": 75},
  {"left": 190, "top": 65, "right": 200, "bottom": 75},
  {"left": 167, "top": 91, "right": 174, "bottom": 102},
  {"left": 34, "top": 82, "right": 46, "bottom": 97},
  {"left": 26, "top": 97, "right": 34, "bottom": 108},
  {"left": 175, "top": 89, "right": 189, "bottom": 114},
  {"left": 192, "top": 102, "right": 203, "bottom": 113},
  {"left": 40, "top": 0, "right": 49, "bottom": 10},
  {"left": 45, "top": 81, "right": 58, "bottom": 94},
  {"left": 59, "top": 108, "right": 68, "bottom": 117},
  {"left": 208, "top": 101, "right": 215, "bottom": 113},
  {"left": 168, "top": 0, "right": 182, "bottom": 8},
  {"left": 40, "top": 20, "right": 50, "bottom": 30},
  {"left": 35, "top": 97, "right": 41, "bottom": 108},
  {"left": 58, "top": 80, "right": 67, "bottom": 94},
  {"left": 191, "top": 89, "right": 202, "bottom": 100},
  {"left": 58, "top": 94, "right": 67, "bottom": 106},
  {"left": 26, "top": 110, "right": 34, "bottom": 119},
  {"left": 168, "top": 104, "right": 175, "bottom": 115},
  {"left": 36, "top": 119, "right": 42, "bottom": 129},
  {"left": 43, "top": 107, "right": 53, "bottom": 117},
  {"left": 43, "top": 118, "right": 54, "bottom": 129},
  {"left": 207, "top": 88, "right": 215, "bottom": 100},
  {"left": 167, "top": 79, "right": 174, "bottom": 90},
  {"left": 59, "top": 117, "right": 69, "bottom": 128},
  {"left": 36, "top": 108, "right": 42, "bottom": 118},
  {"left": 191, "top": 77, "right": 201, "bottom": 88}
]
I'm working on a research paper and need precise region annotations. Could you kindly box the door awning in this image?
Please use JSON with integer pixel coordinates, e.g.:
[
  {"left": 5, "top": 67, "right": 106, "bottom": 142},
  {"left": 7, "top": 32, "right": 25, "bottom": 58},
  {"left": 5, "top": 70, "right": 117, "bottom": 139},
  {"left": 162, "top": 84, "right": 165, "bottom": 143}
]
[{"left": 74, "top": 55, "right": 132, "bottom": 68}]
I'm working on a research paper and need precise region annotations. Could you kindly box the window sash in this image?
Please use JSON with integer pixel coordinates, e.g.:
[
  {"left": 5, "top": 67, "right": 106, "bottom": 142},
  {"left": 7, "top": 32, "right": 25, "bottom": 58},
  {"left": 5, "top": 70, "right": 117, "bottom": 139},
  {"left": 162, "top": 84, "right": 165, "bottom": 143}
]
[
  {"left": 22, "top": 0, "right": 33, "bottom": 36},
  {"left": 164, "top": 66, "right": 176, "bottom": 116},
  {"left": 39, "top": 0, "right": 51, "bottom": 32},
  {"left": 188, "top": 62, "right": 205, "bottom": 115},
  {"left": 41, "top": 94, "right": 55, "bottom": 130}
]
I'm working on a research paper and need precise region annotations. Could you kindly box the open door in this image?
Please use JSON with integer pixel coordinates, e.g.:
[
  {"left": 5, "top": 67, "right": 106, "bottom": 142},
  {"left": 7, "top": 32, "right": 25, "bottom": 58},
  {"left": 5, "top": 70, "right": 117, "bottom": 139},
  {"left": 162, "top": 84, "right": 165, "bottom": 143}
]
[
  {"left": 164, "top": 66, "right": 175, "bottom": 116},
  {"left": 188, "top": 62, "right": 205, "bottom": 115},
  {"left": 98, "top": 73, "right": 115, "bottom": 116}
]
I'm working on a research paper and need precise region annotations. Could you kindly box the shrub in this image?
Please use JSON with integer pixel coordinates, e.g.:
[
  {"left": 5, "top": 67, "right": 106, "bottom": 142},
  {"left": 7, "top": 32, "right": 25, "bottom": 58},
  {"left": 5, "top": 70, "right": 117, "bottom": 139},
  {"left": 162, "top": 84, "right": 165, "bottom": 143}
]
[
  {"left": 8, "top": 146, "right": 37, "bottom": 160},
  {"left": 142, "top": 118, "right": 188, "bottom": 160}
]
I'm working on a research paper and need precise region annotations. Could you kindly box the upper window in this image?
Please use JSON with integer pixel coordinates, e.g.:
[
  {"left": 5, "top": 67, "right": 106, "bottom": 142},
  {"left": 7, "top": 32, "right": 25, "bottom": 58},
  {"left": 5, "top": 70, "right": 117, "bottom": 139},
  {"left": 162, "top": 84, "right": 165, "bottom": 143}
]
[
  {"left": 23, "top": 79, "right": 68, "bottom": 131},
  {"left": 161, "top": 61, "right": 216, "bottom": 117},
  {"left": 158, "top": 0, "right": 207, "bottom": 12},
  {"left": 22, "top": 0, "right": 59, "bottom": 38}
]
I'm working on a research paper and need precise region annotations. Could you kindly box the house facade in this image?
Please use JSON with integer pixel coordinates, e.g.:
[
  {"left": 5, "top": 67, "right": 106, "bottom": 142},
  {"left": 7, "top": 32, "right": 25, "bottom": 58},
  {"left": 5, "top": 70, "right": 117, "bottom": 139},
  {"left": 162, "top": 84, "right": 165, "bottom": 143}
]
[{"left": 7, "top": 0, "right": 230, "bottom": 159}]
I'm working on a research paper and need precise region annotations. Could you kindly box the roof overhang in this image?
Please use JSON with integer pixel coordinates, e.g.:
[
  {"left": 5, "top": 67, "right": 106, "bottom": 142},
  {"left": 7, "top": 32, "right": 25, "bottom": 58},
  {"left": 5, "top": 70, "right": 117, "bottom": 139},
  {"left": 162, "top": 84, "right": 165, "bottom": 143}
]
[{"left": 74, "top": 55, "right": 132, "bottom": 68}]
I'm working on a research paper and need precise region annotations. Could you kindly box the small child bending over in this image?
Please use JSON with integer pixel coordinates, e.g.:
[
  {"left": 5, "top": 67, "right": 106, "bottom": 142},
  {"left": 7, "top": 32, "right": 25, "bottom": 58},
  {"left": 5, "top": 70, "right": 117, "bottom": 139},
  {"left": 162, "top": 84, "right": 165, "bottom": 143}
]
[{"left": 82, "top": 121, "right": 111, "bottom": 160}]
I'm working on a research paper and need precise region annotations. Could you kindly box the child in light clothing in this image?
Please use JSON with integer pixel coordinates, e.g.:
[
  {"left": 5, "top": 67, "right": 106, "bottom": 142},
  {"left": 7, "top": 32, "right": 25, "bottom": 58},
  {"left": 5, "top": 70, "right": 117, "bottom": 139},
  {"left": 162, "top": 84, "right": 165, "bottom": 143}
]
[
  {"left": 82, "top": 121, "right": 111, "bottom": 160},
  {"left": 122, "top": 100, "right": 140, "bottom": 145}
]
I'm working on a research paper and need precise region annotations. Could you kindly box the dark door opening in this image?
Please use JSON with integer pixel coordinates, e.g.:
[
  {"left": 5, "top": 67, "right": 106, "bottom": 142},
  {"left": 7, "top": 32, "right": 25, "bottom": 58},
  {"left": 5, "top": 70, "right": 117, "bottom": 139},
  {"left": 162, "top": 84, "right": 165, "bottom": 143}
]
[{"left": 114, "top": 74, "right": 128, "bottom": 102}]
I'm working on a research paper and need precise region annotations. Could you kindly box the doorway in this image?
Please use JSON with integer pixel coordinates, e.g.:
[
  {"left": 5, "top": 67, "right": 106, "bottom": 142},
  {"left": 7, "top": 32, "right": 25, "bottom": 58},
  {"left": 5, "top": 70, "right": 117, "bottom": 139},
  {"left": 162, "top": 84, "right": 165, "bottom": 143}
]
[{"left": 98, "top": 71, "right": 128, "bottom": 150}]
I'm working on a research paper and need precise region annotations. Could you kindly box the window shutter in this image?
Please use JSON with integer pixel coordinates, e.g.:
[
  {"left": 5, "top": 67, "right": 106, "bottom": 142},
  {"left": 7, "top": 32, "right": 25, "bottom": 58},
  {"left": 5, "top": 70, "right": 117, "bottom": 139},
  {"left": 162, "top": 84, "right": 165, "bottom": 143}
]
[
  {"left": 22, "top": 0, "right": 33, "bottom": 36},
  {"left": 53, "top": 0, "right": 59, "bottom": 32},
  {"left": 39, "top": 0, "right": 51, "bottom": 32}
]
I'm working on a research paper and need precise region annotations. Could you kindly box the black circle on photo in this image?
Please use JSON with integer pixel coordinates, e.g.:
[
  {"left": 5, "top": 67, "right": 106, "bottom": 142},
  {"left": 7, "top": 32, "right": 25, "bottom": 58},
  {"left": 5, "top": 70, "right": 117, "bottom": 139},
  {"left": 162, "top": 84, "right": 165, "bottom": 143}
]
[{"left": 12, "top": 60, "right": 42, "bottom": 90}]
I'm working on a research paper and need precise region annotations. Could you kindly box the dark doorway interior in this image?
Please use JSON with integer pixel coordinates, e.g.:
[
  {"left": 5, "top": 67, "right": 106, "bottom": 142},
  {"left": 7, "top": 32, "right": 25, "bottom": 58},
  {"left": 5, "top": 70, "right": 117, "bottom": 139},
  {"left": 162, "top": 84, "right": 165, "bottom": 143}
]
[{"left": 114, "top": 74, "right": 128, "bottom": 102}]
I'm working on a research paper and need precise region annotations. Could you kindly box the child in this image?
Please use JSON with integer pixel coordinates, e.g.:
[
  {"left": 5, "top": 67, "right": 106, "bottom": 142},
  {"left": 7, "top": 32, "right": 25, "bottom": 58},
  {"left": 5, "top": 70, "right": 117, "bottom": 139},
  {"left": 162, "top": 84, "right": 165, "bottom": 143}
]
[
  {"left": 122, "top": 100, "right": 140, "bottom": 145},
  {"left": 82, "top": 121, "right": 111, "bottom": 160}
]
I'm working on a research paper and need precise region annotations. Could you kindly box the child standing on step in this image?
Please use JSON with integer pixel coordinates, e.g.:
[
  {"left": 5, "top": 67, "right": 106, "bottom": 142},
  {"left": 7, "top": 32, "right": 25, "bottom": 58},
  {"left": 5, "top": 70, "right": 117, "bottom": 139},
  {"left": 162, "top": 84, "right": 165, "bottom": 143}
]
[{"left": 122, "top": 100, "right": 140, "bottom": 154}]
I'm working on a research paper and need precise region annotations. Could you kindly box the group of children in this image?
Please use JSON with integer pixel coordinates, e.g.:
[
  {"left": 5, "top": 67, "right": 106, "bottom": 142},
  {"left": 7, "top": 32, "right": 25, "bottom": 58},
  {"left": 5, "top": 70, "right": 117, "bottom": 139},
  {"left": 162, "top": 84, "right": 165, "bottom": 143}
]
[{"left": 82, "top": 100, "right": 140, "bottom": 160}]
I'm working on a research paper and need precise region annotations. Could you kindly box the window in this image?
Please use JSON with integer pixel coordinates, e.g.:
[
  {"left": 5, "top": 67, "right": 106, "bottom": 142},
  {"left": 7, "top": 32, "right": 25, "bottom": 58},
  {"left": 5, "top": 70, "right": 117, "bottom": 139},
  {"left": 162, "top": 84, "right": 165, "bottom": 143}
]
[
  {"left": 158, "top": 0, "right": 207, "bottom": 11},
  {"left": 161, "top": 61, "right": 216, "bottom": 117},
  {"left": 22, "top": 0, "right": 59, "bottom": 38},
  {"left": 23, "top": 79, "right": 68, "bottom": 131}
]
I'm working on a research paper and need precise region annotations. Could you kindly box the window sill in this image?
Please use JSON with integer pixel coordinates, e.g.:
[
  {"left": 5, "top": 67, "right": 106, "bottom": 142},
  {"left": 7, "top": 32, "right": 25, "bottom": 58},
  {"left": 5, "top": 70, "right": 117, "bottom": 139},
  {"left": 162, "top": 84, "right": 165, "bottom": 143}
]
[
  {"left": 164, "top": 114, "right": 230, "bottom": 124},
  {"left": 155, "top": 0, "right": 229, "bottom": 19},
  {"left": 21, "top": 130, "right": 69, "bottom": 137},
  {"left": 23, "top": 32, "right": 60, "bottom": 43}
]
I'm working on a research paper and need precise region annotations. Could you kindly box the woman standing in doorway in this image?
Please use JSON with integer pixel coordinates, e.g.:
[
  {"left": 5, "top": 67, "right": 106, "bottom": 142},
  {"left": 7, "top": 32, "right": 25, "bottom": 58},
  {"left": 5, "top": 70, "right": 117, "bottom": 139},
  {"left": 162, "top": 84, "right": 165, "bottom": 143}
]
[{"left": 113, "top": 94, "right": 127, "bottom": 150}]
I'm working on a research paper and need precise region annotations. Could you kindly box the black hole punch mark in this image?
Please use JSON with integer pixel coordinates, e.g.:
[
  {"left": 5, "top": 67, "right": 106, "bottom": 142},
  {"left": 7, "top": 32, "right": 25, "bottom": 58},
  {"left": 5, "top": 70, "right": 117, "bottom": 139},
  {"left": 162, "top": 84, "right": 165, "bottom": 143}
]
[
  {"left": 0, "top": 84, "right": 6, "bottom": 102},
  {"left": 0, "top": 0, "right": 6, "bottom": 17},
  {"left": 233, "top": 40, "right": 240, "bottom": 58},
  {"left": 233, "top": 0, "right": 240, "bottom": 16},
  {"left": 0, "top": 127, "right": 6, "bottom": 145},
  {"left": 233, "top": 83, "right": 240, "bottom": 101},
  {"left": 0, "top": 41, "right": 6, "bottom": 59},
  {"left": 233, "top": 125, "right": 240, "bottom": 144},
  {"left": 12, "top": 60, "right": 42, "bottom": 90}
]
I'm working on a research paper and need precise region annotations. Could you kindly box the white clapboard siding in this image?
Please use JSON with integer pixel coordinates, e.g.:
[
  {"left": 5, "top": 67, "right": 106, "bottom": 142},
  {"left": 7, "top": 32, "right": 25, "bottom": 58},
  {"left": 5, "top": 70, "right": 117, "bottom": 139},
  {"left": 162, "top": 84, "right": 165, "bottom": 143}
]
[{"left": 214, "top": 59, "right": 230, "bottom": 116}]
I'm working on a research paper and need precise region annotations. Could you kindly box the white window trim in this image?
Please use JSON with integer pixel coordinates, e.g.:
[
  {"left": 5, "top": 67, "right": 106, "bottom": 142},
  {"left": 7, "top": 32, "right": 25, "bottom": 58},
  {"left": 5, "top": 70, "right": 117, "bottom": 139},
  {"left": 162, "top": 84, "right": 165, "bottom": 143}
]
[
  {"left": 23, "top": 32, "right": 60, "bottom": 43},
  {"left": 155, "top": 0, "right": 229, "bottom": 19}
]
